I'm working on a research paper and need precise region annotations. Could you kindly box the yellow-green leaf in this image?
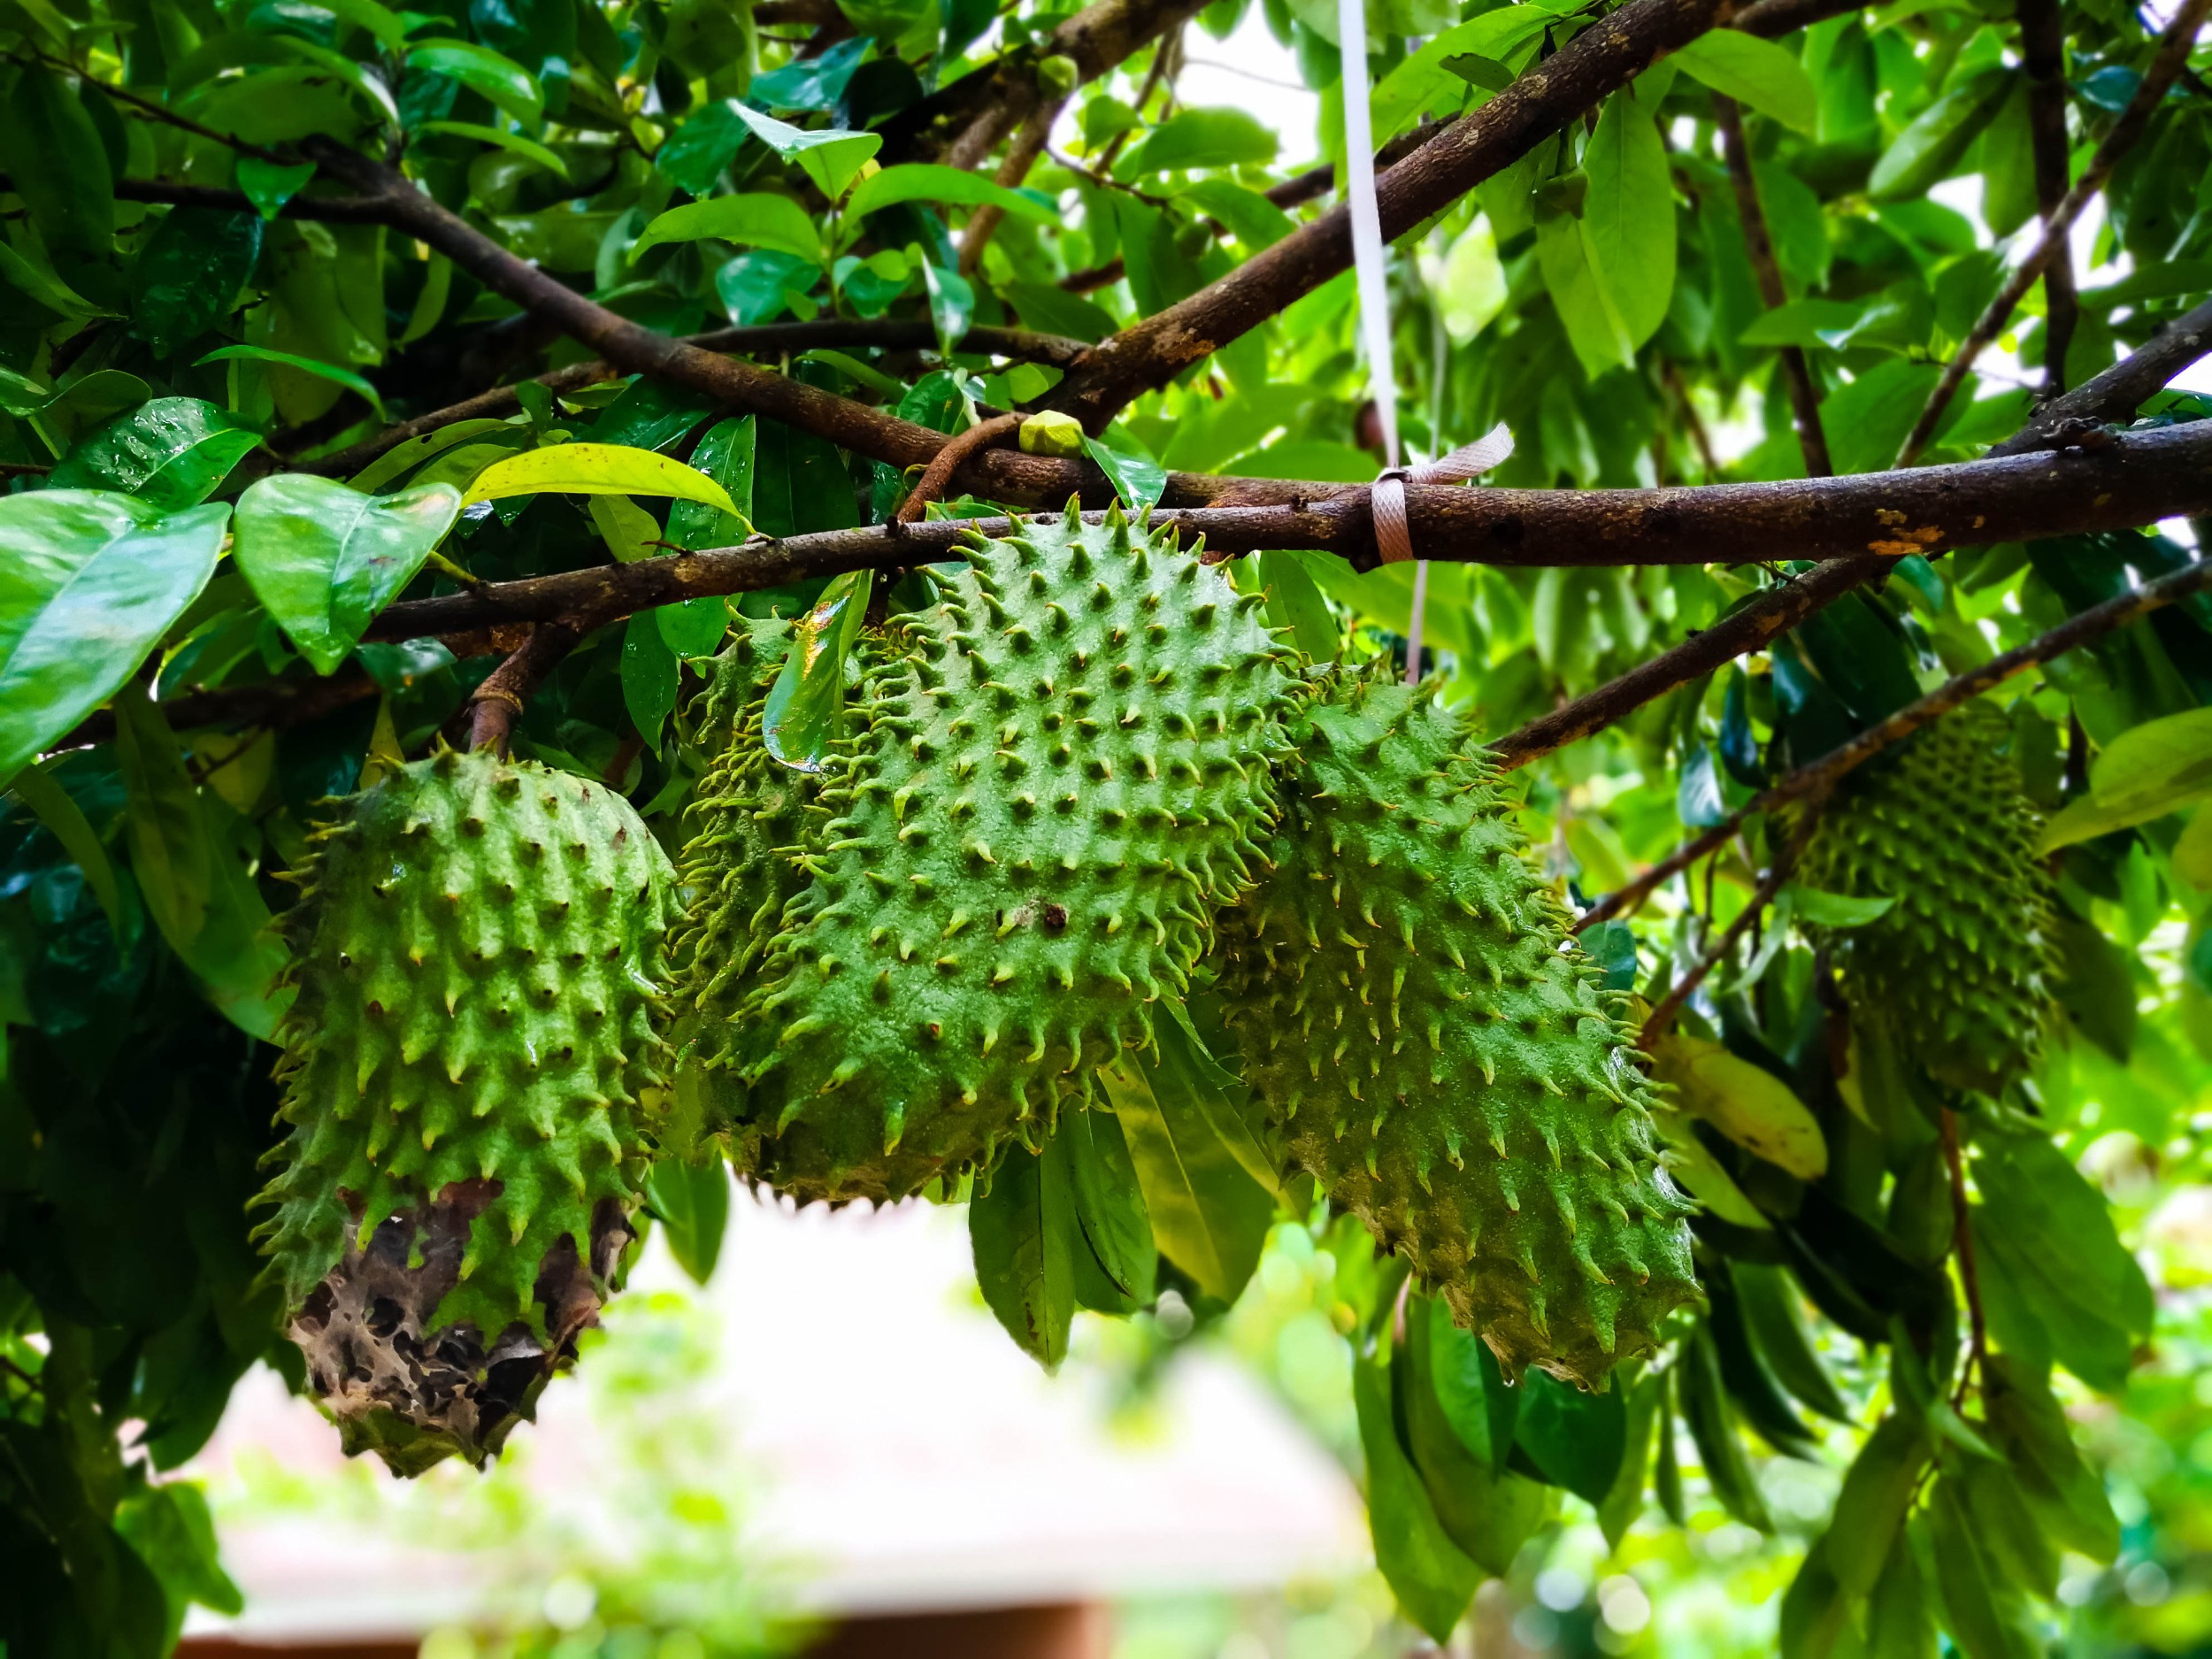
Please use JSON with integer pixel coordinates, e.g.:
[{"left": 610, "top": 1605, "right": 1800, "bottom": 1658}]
[
  {"left": 462, "top": 442, "right": 739, "bottom": 512},
  {"left": 1648, "top": 1029, "right": 1827, "bottom": 1179},
  {"left": 631, "top": 194, "right": 824, "bottom": 263}
]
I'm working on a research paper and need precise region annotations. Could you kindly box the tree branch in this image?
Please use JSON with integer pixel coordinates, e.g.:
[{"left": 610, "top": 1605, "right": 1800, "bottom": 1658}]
[
  {"left": 466, "top": 617, "right": 602, "bottom": 755},
  {"left": 1715, "top": 93, "right": 1832, "bottom": 477},
  {"left": 1571, "top": 550, "right": 2212, "bottom": 933},
  {"left": 355, "top": 422, "right": 2212, "bottom": 641},
  {"left": 1893, "top": 0, "right": 2210, "bottom": 466},
  {"left": 288, "top": 320, "right": 1091, "bottom": 476},
  {"left": 1044, "top": 0, "right": 1739, "bottom": 426},
  {"left": 2016, "top": 0, "right": 2078, "bottom": 393},
  {"left": 1495, "top": 296, "right": 2212, "bottom": 768},
  {"left": 0, "top": 173, "right": 389, "bottom": 222}
]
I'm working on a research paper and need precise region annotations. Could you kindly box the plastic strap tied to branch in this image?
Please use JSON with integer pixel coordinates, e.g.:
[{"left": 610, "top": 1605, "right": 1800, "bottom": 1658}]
[{"left": 1371, "top": 423, "right": 1517, "bottom": 565}]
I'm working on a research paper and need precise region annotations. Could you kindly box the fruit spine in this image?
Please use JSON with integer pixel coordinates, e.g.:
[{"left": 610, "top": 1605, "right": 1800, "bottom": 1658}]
[
  {"left": 256, "top": 749, "right": 676, "bottom": 1474},
  {"left": 1796, "top": 701, "right": 2062, "bottom": 1095},
  {"left": 718, "top": 503, "right": 1295, "bottom": 1202},
  {"left": 1215, "top": 667, "right": 1696, "bottom": 1387}
]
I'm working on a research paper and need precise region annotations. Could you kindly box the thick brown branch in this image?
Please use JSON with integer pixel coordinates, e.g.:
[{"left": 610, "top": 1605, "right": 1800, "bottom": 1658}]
[
  {"left": 1045, "top": 0, "right": 1737, "bottom": 427},
  {"left": 1894, "top": 0, "right": 2211, "bottom": 466},
  {"left": 1497, "top": 297, "right": 2212, "bottom": 768},
  {"left": 360, "top": 423, "right": 2212, "bottom": 641},
  {"left": 2017, "top": 0, "right": 2078, "bottom": 392},
  {"left": 1572, "top": 551, "right": 2212, "bottom": 931},
  {"left": 1714, "top": 94, "right": 1832, "bottom": 477},
  {"left": 292, "top": 320, "right": 1090, "bottom": 476}
]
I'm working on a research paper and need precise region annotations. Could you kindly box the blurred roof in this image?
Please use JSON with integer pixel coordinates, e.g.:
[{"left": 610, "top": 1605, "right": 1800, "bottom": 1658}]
[{"left": 183, "top": 1187, "right": 1365, "bottom": 1645}]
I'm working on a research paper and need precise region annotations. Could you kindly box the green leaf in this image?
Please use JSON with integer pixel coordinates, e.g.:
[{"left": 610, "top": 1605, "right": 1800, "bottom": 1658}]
[
  {"left": 1400, "top": 1295, "right": 1548, "bottom": 1572},
  {"left": 196, "top": 345, "right": 386, "bottom": 418},
  {"left": 0, "top": 492, "right": 228, "bottom": 787},
  {"left": 1537, "top": 211, "right": 1635, "bottom": 380},
  {"left": 622, "top": 610, "right": 680, "bottom": 753},
  {"left": 588, "top": 494, "right": 663, "bottom": 563},
  {"left": 417, "top": 119, "right": 570, "bottom": 177},
  {"left": 1516, "top": 1370, "right": 1628, "bottom": 1503},
  {"left": 406, "top": 38, "right": 544, "bottom": 130},
  {"left": 1369, "top": 8, "right": 1548, "bottom": 138},
  {"left": 0, "top": 239, "right": 111, "bottom": 320},
  {"left": 1733, "top": 1263, "right": 1851, "bottom": 1422},
  {"left": 349, "top": 420, "right": 522, "bottom": 494},
  {"left": 1678, "top": 1325, "right": 1772, "bottom": 1530},
  {"left": 1431, "top": 215, "right": 1509, "bottom": 343},
  {"left": 723, "top": 104, "right": 883, "bottom": 201},
  {"left": 971, "top": 1140, "right": 1077, "bottom": 1371},
  {"left": 1584, "top": 94, "right": 1675, "bottom": 349},
  {"left": 1598, "top": 1371, "right": 1662, "bottom": 1548},
  {"left": 1099, "top": 1033, "right": 1275, "bottom": 1304},
  {"left": 1672, "top": 32, "right": 1818, "bottom": 133},
  {"left": 1782, "top": 883, "right": 1898, "bottom": 926},
  {"left": 463, "top": 442, "right": 741, "bottom": 512},
  {"left": 130, "top": 207, "right": 264, "bottom": 358},
  {"left": 1082, "top": 436, "right": 1168, "bottom": 511},
  {"left": 112, "top": 688, "right": 290, "bottom": 1038},
  {"left": 1925, "top": 1478, "right": 2040, "bottom": 1659},
  {"left": 1982, "top": 1354, "right": 2121, "bottom": 1563},
  {"left": 231, "top": 476, "right": 462, "bottom": 675},
  {"left": 234, "top": 157, "right": 319, "bottom": 220},
  {"left": 1353, "top": 1350, "right": 1480, "bottom": 1643},
  {"left": 2041, "top": 708, "right": 2212, "bottom": 850},
  {"left": 46, "top": 398, "right": 261, "bottom": 511},
  {"left": 1866, "top": 1527, "right": 1939, "bottom": 1659},
  {"left": 1171, "top": 180, "right": 1296, "bottom": 250},
  {"left": 1427, "top": 1300, "right": 1519, "bottom": 1473},
  {"left": 1869, "top": 69, "right": 2013, "bottom": 202},
  {"left": 115, "top": 1481, "right": 242, "bottom": 1653},
  {"left": 1648, "top": 1029, "right": 1828, "bottom": 1179},
  {"left": 633, "top": 193, "right": 826, "bottom": 264},
  {"left": 1115, "top": 107, "right": 1279, "bottom": 175},
  {"left": 762, "top": 568, "right": 872, "bottom": 772},
  {"left": 1002, "top": 280, "right": 1117, "bottom": 343},
  {"left": 1974, "top": 1133, "right": 2152, "bottom": 1393},
  {"left": 9, "top": 761, "right": 123, "bottom": 933},
  {"left": 644, "top": 1154, "right": 731, "bottom": 1285},
  {"left": 1062, "top": 1106, "right": 1156, "bottom": 1303},
  {"left": 922, "top": 258, "right": 976, "bottom": 359},
  {"left": 668, "top": 416, "right": 758, "bottom": 549},
  {"left": 0, "top": 60, "right": 113, "bottom": 258},
  {"left": 844, "top": 163, "right": 1057, "bottom": 227},
  {"left": 1255, "top": 549, "right": 1340, "bottom": 660}
]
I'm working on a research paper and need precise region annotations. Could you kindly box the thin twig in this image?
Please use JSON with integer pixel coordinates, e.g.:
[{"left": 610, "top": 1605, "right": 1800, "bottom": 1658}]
[
  {"left": 894, "top": 411, "right": 1025, "bottom": 523},
  {"left": 1893, "top": 0, "right": 2212, "bottom": 465},
  {"left": 466, "top": 618, "right": 599, "bottom": 755},
  {"left": 1640, "top": 796, "right": 1825, "bottom": 1043},
  {"left": 1574, "top": 551, "right": 2212, "bottom": 933},
  {"left": 961, "top": 96, "right": 1069, "bottom": 275},
  {"left": 1940, "top": 1107, "right": 1988, "bottom": 1402},
  {"left": 1714, "top": 94, "right": 1832, "bottom": 477}
]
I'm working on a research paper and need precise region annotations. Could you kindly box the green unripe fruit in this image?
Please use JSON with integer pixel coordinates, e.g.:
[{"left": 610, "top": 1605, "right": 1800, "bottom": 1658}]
[
  {"left": 725, "top": 503, "right": 1296, "bottom": 1203},
  {"left": 1797, "top": 702, "right": 2062, "bottom": 1096},
  {"left": 256, "top": 749, "right": 676, "bottom": 1474},
  {"left": 667, "top": 619, "right": 809, "bottom": 1143},
  {"left": 1215, "top": 666, "right": 1697, "bottom": 1389}
]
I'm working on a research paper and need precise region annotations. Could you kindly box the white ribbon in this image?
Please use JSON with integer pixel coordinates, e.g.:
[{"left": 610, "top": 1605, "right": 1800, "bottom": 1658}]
[{"left": 1371, "top": 422, "right": 1517, "bottom": 566}]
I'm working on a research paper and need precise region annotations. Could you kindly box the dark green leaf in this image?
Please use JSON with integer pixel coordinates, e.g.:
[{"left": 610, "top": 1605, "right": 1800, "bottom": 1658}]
[
  {"left": 644, "top": 1154, "right": 732, "bottom": 1286},
  {"left": 1732, "top": 1263, "right": 1850, "bottom": 1421},
  {"left": 196, "top": 345, "right": 387, "bottom": 418},
  {"left": 0, "top": 62, "right": 113, "bottom": 259},
  {"left": 668, "top": 415, "right": 758, "bottom": 549},
  {"left": 622, "top": 611, "right": 680, "bottom": 754},
  {"left": 971, "top": 1141, "right": 1077, "bottom": 1370},
  {"left": 130, "top": 209, "right": 264, "bottom": 358},
  {"left": 1428, "top": 1309, "right": 1519, "bottom": 1474},
  {"left": 1354, "top": 1350, "right": 1481, "bottom": 1643},
  {"left": 1597, "top": 1371, "right": 1662, "bottom": 1548},
  {"left": 0, "top": 492, "right": 228, "bottom": 787},
  {"left": 1925, "top": 1477, "right": 2040, "bottom": 1659},
  {"left": 1678, "top": 1325, "right": 1772, "bottom": 1529},
  {"left": 1082, "top": 437, "right": 1168, "bottom": 511},
  {"left": 1516, "top": 1369, "right": 1628, "bottom": 1503},
  {"left": 231, "top": 477, "right": 461, "bottom": 674},
  {"left": 1062, "top": 1106, "right": 1156, "bottom": 1303},
  {"left": 1400, "top": 1294, "right": 1548, "bottom": 1572},
  {"left": 1002, "top": 280, "right": 1118, "bottom": 343},
  {"left": 48, "top": 399, "right": 261, "bottom": 511},
  {"left": 1981, "top": 1354, "right": 2121, "bottom": 1563}
]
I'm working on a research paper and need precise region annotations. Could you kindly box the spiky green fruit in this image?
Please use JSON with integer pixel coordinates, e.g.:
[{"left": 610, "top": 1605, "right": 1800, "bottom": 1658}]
[
  {"left": 722, "top": 504, "right": 1295, "bottom": 1203},
  {"left": 1215, "top": 667, "right": 1696, "bottom": 1388},
  {"left": 256, "top": 749, "right": 676, "bottom": 1473},
  {"left": 666, "top": 619, "right": 804, "bottom": 1140},
  {"left": 1797, "top": 702, "right": 2061, "bottom": 1095}
]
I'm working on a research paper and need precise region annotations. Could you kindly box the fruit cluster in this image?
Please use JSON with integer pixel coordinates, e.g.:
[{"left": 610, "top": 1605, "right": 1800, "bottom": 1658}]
[{"left": 255, "top": 507, "right": 1763, "bottom": 1468}]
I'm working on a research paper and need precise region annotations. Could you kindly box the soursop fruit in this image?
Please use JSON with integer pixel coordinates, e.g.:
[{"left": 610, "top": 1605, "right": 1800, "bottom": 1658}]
[
  {"left": 256, "top": 748, "right": 676, "bottom": 1474},
  {"left": 666, "top": 619, "right": 806, "bottom": 1141},
  {"left": 1215, "top": 666, "right": 1697, "bottom": 1388},
  {"left": 1796, "top": 701, "right": 2061, "bottom": 1096},
  {"left": 722, "top": 503, "right": 1295, "bottom": 1203}
]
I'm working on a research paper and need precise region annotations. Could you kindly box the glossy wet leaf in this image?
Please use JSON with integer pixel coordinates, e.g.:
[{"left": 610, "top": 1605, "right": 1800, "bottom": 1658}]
[
  {"left": 970, "top": 1139, "right": 1077, "bottom": 1371},
  {"left": 231, "top": 476, "right": 463, "bottom": 674},
  {"left": 46, "top": 399, "right": 261, "bottom": 510},
  {"left": 0, "top": 492, "right": 228, "bottom": 787},
  {"left": 762, "top": 568, "right": 872, "bottom": 772}
]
